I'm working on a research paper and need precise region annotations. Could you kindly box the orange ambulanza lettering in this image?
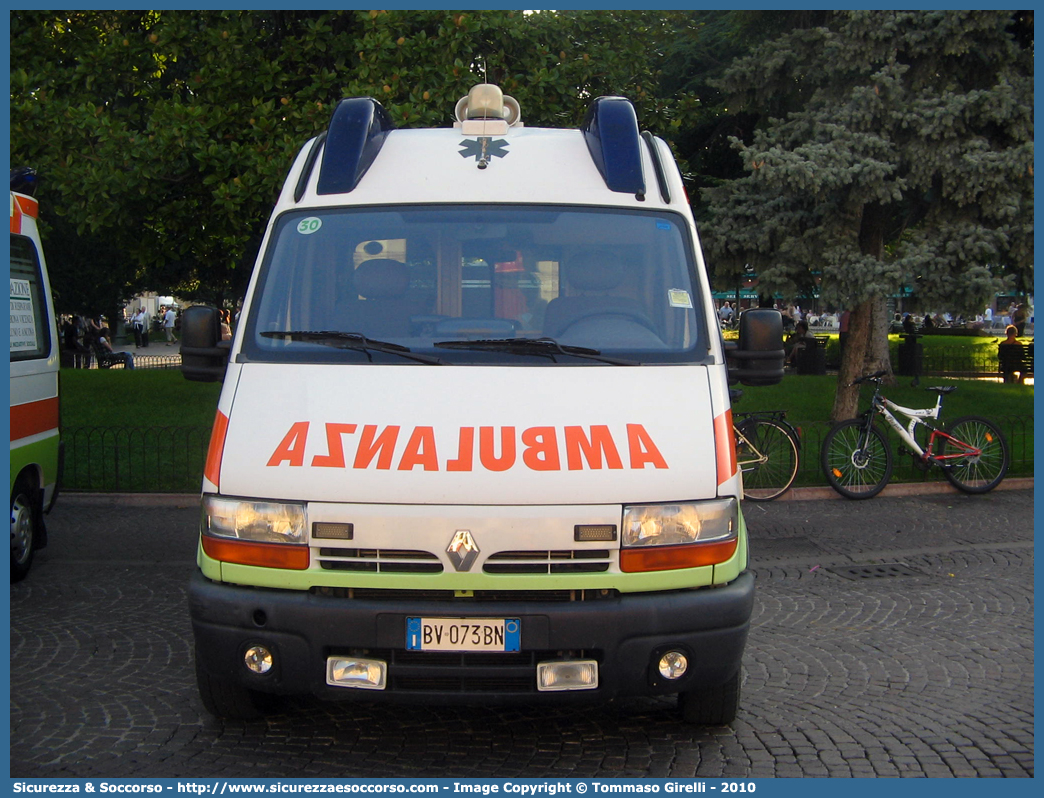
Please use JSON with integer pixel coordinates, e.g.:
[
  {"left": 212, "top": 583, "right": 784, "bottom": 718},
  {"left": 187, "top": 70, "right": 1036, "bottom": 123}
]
[
  {"left": 564, "top": 425, "right": 623, "bottom": 470},
  {"left": 267, "top": 422, "right": 310, "bottom": 467},
  {"left": 311, "top": 423, "right": 358, "bottom": 468},
  {"left": 354, "top": 425, "right": 400, "bottom": 470},
  {"left": 446, "top": 427, "right": 475, "bottom": 471},
  {"left": 479, "top": 426, "right": 516, "bottom": 471},
  {"left": 627, "top": 424, "right": 669, "bottom": 469},
  {"left": 521, "top": 426, "right": 561, "bottom": 471},
  {"left": 264, "top": 422, "right": 668, "bottom": 473},
  {"left": 398, "top": 426, "right": 439, "bottom": 471}
]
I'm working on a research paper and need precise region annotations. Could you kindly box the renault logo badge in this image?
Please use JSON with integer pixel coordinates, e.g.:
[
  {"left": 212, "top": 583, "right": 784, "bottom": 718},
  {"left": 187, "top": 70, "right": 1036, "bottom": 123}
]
[{"left": 447, "top": 530, "right": 479, "bottom": 572}]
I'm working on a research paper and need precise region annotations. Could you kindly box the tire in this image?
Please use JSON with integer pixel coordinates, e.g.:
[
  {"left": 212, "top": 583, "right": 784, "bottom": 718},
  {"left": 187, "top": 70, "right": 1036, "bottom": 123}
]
[
  {"left": 195, "top": 655, "right": 265, "bottom": 721},
  {"left": 11, "top": 478, "right": 39, "bottom": 582},
  {"left": 679, "top": 672, "right": 740, "bottom": 726},
  {"left": 821, "top": 418, "right": 893, "bottom": 499},
  {"left": 739, "top": 419, "right": 800, "bottom": 501},
  {"left": 939, "top": 416, "right": 1009, "bottom": 494}
]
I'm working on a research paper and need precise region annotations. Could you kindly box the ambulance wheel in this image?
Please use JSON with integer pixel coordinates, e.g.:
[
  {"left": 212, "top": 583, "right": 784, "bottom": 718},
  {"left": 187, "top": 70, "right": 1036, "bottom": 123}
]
[
  {"left": 11, "top": 477, "right": 39, "bottom": 583},
  {"left": 678, "top": 672, "right": 740, "bottom": 726},
  {"left": 195, "top": 656, "right": 265, "bottom": 720}
]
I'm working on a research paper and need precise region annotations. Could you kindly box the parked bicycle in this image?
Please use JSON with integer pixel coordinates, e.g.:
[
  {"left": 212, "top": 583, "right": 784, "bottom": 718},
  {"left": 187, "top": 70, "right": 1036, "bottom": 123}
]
[
  {"left": 733, "top": 405, "right": 801, "bottom": 501},
  {"left": 820, "top": 370, "right": 1009, "bottom": 499}
]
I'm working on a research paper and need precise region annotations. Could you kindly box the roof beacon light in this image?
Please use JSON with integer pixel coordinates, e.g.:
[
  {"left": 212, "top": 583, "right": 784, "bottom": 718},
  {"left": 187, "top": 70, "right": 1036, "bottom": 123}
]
[{"left": 455, "top": 84, "right": 522, "bottom": 135}]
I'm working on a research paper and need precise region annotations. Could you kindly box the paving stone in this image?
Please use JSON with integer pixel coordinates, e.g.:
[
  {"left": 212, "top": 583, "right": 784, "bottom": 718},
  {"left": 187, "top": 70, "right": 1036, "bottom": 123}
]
[{"left": 10, "top": 490, "right": 1034, "bottom": 778}]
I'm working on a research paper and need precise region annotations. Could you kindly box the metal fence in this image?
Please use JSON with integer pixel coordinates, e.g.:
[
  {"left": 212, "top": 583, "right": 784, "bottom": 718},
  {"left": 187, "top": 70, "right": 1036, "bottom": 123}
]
[
  {"left": 62, "top": 351, "right": 182, "bottom": 370},
  {"left": 918, "top": 345, "right": 1008, "bottom": 376},
  {"left": 61, "top": 415, "right": 1032, "bottom": 494},
  {"left": 62, "top": 426, "right": 210, "bottom": 493}
]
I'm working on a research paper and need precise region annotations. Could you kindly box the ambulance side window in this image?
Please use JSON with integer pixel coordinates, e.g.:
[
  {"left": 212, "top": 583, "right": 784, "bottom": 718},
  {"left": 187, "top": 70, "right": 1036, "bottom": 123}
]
[{"left": 9, "top": 235, "right": 51, "bottom": 361}]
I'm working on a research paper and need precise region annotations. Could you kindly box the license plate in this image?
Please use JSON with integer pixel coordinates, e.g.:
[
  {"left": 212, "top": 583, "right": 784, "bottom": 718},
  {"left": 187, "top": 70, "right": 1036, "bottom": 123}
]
[{"left": 406, "top": 617, "right": 520, "bottom": 652}]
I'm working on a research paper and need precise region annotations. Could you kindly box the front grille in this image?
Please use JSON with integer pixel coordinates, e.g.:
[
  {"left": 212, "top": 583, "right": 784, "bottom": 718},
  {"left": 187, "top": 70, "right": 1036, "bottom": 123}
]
[
  {"left": 317, "top": 547, "right": 443, "bottom": 573},
  {"left": 483, "top": 549, "right": 611, "bottom": 574},
  {"left": 310, "top": 587, "right": 620, "bottom": 602}
]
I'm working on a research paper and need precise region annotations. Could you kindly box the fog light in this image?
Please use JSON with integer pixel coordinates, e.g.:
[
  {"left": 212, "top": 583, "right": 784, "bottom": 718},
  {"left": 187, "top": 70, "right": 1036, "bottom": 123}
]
[
  {"left": 658, "top": 651, "right": 689, "bottom": 680},
  {"left": 326, "top": 657, "right": 387, "bottom": 690},
  {"left": 244, "top": 645, "right": 273, "bottom": 674},
  {"left": 536, "top": 660, "right": 598, "bottom": 691}
]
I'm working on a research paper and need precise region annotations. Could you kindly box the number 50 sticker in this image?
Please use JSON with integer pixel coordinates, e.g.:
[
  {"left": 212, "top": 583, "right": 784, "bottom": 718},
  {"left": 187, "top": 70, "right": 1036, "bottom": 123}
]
[{"left": 297, "top": 217, "right": 322, "bottom": 235}]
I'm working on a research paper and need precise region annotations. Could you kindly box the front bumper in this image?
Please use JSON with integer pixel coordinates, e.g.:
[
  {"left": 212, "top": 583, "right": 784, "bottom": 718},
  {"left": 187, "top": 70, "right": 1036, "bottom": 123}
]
[{"left": 189, "top": 570, "right": 754, "bottom": 704}]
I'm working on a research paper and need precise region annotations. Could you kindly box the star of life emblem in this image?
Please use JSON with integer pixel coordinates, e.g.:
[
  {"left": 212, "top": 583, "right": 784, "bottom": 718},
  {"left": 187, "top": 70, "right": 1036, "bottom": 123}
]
[
  {"left": 458, "top": 137, "right": 509, "bottom": 169},
  {"left": 447, "top": 530, "right": 480, "bottom": 572}
]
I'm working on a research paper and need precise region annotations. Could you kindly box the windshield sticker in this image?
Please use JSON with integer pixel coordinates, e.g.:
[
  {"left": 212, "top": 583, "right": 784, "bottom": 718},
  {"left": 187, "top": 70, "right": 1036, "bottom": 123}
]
[
  {"left": 296, "top": 217, "right": 323, "bottom": 235},
  {"left": 656, "top": 220, "right": 672, "bottom": 230},
  {"left": 668, "top": 289, "right": 693, "bottom": 308}
]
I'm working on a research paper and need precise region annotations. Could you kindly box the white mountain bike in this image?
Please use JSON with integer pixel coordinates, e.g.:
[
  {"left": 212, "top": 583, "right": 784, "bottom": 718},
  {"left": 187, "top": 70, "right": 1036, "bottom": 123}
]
[{"left": 821, "top": 371, "right": 1010, "bottom": 499}]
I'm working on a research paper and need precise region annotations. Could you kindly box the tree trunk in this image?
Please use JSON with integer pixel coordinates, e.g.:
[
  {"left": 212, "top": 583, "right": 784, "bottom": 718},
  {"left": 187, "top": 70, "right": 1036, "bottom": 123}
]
[
  {"left": 831, "top": 299, "right": 872, "bottom": 421},
  {"left": 867, "top": 295, "right": 894, "bottom": 379},
  {"left": 832, "top": 202, "right": 896, "bottom": 421}
]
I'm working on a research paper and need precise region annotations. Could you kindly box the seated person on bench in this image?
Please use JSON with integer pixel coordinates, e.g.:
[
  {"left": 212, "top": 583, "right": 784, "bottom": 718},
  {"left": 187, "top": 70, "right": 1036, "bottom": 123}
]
[
  {"left": 96, "top": 328, "right": 135, "bottom": 369},
  {"left": 786, "top": 321, "right": 814, "bottom": 367},
  {"left": 998, "top": 325, "right": 1026, "bottom": 383}
]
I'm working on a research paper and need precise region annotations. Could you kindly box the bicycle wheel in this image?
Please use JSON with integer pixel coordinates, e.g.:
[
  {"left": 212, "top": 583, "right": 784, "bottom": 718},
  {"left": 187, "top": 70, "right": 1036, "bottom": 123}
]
[
  {"left": 939, "top": 416, "right": 1010, "bottom": 493},
  {"left": 739, "top": 419, "right": 799, "bottom": 501},
  {"left": 821, "top": 418, "right": 893, "bottom": 499}
]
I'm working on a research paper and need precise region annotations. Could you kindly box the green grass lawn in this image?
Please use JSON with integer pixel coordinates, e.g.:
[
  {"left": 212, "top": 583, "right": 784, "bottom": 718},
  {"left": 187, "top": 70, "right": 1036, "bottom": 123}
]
[
  {"left": 60, "top": 369, "right": 221, "bottom": 428},
  {"left": 734, "top": 372, "right": 1033, "bottom": 428},
  {"left": 60, "top": 370, "right": 221, "bottom": 492}
]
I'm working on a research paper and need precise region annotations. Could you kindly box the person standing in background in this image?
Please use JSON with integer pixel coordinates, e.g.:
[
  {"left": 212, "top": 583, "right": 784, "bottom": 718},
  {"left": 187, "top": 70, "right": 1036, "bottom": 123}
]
[
  {"left": 1012, "top": 303, "right": 1029, "bottom": 336},
  {"left": 163, "top": 306, "right": 177, "bottom": 345},
  {"left": 130, "top": 306, "right": 145, "bottom": 348}
]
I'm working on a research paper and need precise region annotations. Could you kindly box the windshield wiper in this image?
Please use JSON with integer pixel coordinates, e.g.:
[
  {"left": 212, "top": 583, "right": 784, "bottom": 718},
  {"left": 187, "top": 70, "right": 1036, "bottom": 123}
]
[
  {"left": 260, "top": 331, "right": 444, "bottom": 364},
  {"left": 433, "top": 337, "right": 640, "bottom": 365}
]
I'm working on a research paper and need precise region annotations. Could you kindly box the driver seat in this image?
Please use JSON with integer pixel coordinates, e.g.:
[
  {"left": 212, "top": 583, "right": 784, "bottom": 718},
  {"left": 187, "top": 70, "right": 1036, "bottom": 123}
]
[
  {"left": 350, "top": 258, "right": 412, "bottom": 337},
  {"left": 543, "top": 250, "right": 647, "bottom": 337}
]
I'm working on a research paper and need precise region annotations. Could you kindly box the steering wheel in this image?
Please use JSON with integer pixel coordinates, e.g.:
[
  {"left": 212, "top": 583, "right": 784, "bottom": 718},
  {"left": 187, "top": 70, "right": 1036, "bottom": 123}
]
[{"left": 558, "top": 309, "right": 660, "bottom": 337}]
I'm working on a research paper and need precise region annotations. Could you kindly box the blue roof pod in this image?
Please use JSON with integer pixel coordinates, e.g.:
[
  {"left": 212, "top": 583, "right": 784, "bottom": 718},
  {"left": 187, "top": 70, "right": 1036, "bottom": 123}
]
[
  {"left": 580, "top": 97, "right": 646, "bottom": 197},
  {"left": 316, "top": 98, "right": 397, "bottom": 195}
]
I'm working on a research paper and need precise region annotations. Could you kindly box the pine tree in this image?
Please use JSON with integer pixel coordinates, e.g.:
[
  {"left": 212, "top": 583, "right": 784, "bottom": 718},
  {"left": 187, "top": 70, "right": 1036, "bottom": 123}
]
[{"left": 701, "top": 10, "right": 1033, "bottom": 419}]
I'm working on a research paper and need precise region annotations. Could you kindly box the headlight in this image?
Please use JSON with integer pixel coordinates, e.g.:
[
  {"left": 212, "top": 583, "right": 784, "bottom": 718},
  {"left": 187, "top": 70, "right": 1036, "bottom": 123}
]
[
  {"left": 622, "top": 499, "right": 736, "bottom": 548},
  {"left": 202, "top": 495, "right": 306, "bottom": 544},
  {"left": 620, "top": 499, "right": 738, "bottom": 573}
]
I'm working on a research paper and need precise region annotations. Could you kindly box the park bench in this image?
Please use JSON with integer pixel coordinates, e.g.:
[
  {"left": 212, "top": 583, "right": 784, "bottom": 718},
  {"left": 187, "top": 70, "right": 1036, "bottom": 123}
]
[
  {"left": 90, "top": 340, "right": 130, "bottom": 369},
  {"left": 997, "top": 341, "right": 1033, "bottom": 383}
]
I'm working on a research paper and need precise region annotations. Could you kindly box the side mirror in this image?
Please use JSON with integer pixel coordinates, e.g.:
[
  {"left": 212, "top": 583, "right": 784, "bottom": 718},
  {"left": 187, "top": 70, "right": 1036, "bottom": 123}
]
[
  {"left": 181, "top": 305, "right": 229, "bottom": 382},
  {"left": 724, "top": 309, "right": 785, "bottom": 386}
]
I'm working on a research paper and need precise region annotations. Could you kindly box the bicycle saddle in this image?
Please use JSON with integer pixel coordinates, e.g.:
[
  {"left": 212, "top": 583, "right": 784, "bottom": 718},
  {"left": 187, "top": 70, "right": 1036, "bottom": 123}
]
[{"left": 926, "top": 386, "right": 957, "bottom": 394}]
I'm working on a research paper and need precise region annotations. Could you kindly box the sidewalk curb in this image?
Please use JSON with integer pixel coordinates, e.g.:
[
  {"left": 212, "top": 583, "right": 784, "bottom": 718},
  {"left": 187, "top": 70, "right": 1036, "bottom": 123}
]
[
  {"left": 61, "top": 477, "right": 1033, "bottom": 507},
  {"left": 774, "top": 476, "right": 1033, "bottom": 501}
]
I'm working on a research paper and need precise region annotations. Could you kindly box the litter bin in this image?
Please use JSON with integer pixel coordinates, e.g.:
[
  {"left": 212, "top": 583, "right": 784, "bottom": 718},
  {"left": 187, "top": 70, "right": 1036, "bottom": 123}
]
[
  {"left": 897, "top": 334, "right": 923, "bottom": 377},
  {"left": 796, "top": 336, "right": 828, "bottom": 375}
]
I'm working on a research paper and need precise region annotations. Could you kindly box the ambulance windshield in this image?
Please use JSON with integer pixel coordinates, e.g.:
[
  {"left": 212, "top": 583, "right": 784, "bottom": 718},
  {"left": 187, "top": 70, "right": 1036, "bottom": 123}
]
[{"left": 243, "top": 206, "right": 710, "bottom": 364}]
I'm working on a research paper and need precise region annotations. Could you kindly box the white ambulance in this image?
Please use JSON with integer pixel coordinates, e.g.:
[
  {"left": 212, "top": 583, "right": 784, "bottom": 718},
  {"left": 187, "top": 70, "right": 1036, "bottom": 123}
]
[
  {"left": 10, "top": 168, "right": 62, "bottom": 581},
  {"left": 182, "top": 85, "right": 783, "bottom": 722}
]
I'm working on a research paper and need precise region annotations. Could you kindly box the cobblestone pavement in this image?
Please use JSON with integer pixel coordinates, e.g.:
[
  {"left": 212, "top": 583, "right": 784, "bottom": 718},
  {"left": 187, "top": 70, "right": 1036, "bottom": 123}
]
[{"left": 10, "top": 489, "right": 1033, "bottom": 778}]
